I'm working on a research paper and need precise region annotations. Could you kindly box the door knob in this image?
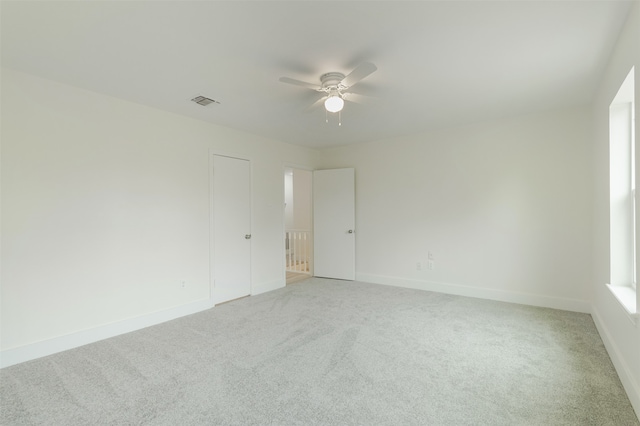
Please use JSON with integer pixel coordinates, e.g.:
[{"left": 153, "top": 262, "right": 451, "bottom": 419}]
[
  {"left": 348, "top": 230, "right": 354, "bottom": 234},
  {"left": 245, "top": 234, "right": 252, "bottom": 239}
]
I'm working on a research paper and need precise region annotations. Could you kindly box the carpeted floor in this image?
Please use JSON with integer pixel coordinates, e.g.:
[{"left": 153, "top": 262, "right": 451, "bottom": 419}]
[{"left": 1, "top": 278, "right": 638, "bottom": 425}]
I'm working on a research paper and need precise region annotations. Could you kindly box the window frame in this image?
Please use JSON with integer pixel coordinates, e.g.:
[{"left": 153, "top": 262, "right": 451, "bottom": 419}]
[{"left": 608, "top": 67, "right": 638, "bottom": 320}]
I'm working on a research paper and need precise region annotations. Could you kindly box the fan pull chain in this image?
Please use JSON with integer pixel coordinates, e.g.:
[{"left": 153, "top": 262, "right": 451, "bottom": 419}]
[{"left": 324, "top": 110, "right": 342, "bottom": 126}]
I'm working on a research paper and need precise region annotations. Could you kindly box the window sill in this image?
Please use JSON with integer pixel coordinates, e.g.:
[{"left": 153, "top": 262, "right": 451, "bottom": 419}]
[{"left": 606, "top": 284, "right": 639, "bottom": 326}]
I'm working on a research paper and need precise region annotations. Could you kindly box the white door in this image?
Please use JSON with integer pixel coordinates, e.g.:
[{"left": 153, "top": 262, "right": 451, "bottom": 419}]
[
  {"left": 313, "top": 168, "right": 355, "bottom": 280},
  {"left": 212, "top": 155, "right": 251, "bottom": 304}
]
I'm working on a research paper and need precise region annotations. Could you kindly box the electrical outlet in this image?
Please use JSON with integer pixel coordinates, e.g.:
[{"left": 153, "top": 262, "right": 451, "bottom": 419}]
[
  {"left": 416, "top": 262, "right": 423, "bottom": 271},
  {"left": 180, "top": 280, "right": 186, "bottom": 289},
  {"left": 428, "top": 260, "right": 434, "bottom": 270},
  {"left": 428, "top": 252, "right": 434, "bottom": 260}
]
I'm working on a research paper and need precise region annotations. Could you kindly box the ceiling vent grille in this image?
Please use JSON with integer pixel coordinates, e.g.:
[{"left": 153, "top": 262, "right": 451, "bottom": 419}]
[{"left": 191, "top": 96, "right": 220, "bottom": 106}]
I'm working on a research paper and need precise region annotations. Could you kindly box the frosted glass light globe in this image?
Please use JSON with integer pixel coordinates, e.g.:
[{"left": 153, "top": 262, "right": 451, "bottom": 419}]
[{"left": 324, "top": 95, "right": 344, "bottom": 113}]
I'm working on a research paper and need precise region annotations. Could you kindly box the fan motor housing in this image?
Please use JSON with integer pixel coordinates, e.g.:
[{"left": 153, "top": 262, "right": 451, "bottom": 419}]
[{"left": 320, "top": 72, "right": 345, "bottom": 90}]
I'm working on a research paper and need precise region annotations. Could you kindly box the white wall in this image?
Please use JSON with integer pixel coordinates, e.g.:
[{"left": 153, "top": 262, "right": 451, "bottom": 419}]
[
  {"left": 293, "top": 169, "right": 312, "bottom": 231},
  {"left": 591, "top": 1, "right": 640, "bottom": 416},
  {"left": 320, "top": 106, "right": 593, "bottom": 312},
  {"left": 284, "top": 171, "right": 294, "bottom": 229},
  {"left": 1, "top": 68, "right": 320, "bottom": 365}
]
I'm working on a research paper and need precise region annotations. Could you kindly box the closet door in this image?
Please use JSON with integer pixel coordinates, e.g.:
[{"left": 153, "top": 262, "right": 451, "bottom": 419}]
[
  {"left": 314, "top": 168, "right": 355, "bottom": 280},
  {"left": 212, "top": 155, "right": 251, "bottom": 304}
]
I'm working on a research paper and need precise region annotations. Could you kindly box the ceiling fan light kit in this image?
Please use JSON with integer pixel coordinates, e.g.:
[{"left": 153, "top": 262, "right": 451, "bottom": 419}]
[
  {"left": 279, "top": 62, "right": 377, "bottom": 124},
  {"left": 324, "top": 95, "right": 344, "bottom": 113}
]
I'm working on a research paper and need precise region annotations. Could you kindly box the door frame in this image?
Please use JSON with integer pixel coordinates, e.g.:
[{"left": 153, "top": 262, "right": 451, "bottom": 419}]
[
  {"left": 210, "top": 150, "right": 253, "bottom": 305},
  {"left": 283, "top": 163, "right": 315, "bottom": 280}
]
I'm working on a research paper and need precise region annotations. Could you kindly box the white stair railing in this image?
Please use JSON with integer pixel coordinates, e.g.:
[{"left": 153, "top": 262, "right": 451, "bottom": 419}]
[{"left": 285, "top": 229, "right": 311, "bottom": 273}]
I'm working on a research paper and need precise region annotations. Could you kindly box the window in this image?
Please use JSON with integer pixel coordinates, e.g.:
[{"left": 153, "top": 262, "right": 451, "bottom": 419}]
[{"left": 608, "top": 67, "right": 637, "bottom": 317}]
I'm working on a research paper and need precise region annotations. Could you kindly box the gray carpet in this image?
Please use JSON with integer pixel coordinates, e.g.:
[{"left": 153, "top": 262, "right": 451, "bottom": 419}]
[{"left": 1, "top": 278, "right": 638, "bottom": 425}]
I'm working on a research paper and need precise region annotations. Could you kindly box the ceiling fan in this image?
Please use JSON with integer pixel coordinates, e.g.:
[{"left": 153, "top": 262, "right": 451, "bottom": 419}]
[{"left": 279, "top": 62, "right": 377, "bottom": 117}]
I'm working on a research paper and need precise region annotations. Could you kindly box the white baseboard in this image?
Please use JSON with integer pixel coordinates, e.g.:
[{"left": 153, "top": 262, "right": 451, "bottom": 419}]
[
  {"left": 0, "top": 298, "right": 213, "bottom": 369},
  {"left": 591, "top": 306, "right": 640, "bottom": 419},
  {"left": 252, "top": 278, "right": 285, "bottom": 296},
  {"left": 0, "top": 275, "right": 594, "bottom": 369},
  {"left": 356, "top": 273, "right": 591, "bottom": 313}
]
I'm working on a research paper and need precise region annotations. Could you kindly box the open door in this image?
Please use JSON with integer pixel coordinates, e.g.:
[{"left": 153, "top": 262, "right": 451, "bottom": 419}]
[{"left": 313, "top": 168, "right": 355, "bottom": 280}]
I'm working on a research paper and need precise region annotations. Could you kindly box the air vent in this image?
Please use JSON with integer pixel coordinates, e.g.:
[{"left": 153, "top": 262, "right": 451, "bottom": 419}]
[{"left": 191, "top": 96, "right": 220, "bottom": 106}]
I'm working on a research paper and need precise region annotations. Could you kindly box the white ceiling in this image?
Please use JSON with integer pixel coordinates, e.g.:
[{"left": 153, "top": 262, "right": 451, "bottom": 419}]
[{"left": 1, "top": 1, "right": 634, "bottom": 149}]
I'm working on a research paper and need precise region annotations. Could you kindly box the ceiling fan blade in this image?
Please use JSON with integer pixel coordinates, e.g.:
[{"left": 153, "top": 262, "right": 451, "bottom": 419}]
[
  {"left": 279, "top": 77, "right": 321, "bottom": 91},
  {"left": 344, "top": 82, "right": 377, "bottom": 96},
  {"left": 340, "top": 62, "right": 377, "bottom": 88},
  {"left": 304, "top": 95, "right": 327, "bottom": 113},
  {"left": 343, "top": 93, "right": 377, "bottom": 105}
]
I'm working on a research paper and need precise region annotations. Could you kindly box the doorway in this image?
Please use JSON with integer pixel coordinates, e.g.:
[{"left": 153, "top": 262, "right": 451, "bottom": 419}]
[{"left": 284, "top": 168, "right": 313, "bottom": 284}]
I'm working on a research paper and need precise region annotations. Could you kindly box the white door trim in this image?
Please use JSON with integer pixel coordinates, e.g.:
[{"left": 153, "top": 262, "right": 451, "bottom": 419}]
[
  {"left": 209, "top": 151, "right": 252, "bottom": 305},
  {"left": 283, "top": 164, "right": 315, "bottom": 278}
]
